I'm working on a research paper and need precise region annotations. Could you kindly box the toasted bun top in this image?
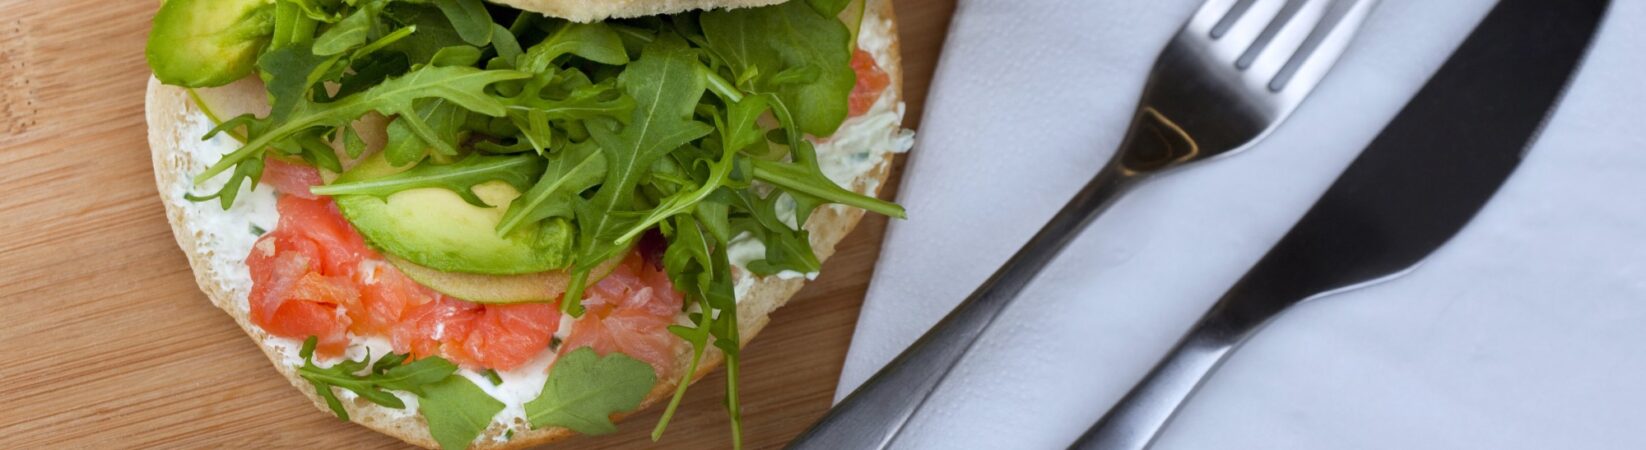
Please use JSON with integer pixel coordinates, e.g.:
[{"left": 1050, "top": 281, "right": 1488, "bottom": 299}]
[{"left": 489, "top": 0, "right": 787, "bottom": 22}]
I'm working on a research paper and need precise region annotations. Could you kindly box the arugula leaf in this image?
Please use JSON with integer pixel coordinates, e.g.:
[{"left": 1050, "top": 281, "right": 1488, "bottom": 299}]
[
  {"left": 427, "top": 0, "right": 493, "bottom": 46},
  {"left": 746, "top": 225, "right": 821, "bottom": 275},
  {"left": 706, "top": 240, "right": 743, "bottom": 448},
  {"left": 294, "top": 337, "right": 499, "bottom": 450},
  {"left": 295, "top": 336, "right": 460, "bottom": 421},
  {"left": 524, "top": 348, "right": 656, "bottom": 435},
  {"left": 289, "top": 128, "right": 345, "bottom": 173},
  {"left": 502, "top": 70, "right": 635, "bottom": 154},
  {"left": 256, "top": 44, "right": 338, "bottom": 123},
  {"left": 335, "top": 51, "right": 411, "bottom": 99},
  {"left": 519, "top": 21, "right": 630, "bottom": 71},
  {"left": 652, "top": 218, "right": 716, "bottom": 440},
  {"left": 271, "top": 1, "right": 319, "bottom": 51},
  {"left": 195, "top": 65, "right": 527, "bottom": 187},
  {"left": 342, "top": 125, "right": 367, "bottom": 158},
  {"left": 284, "top": 0, "right": 346, "bottom": 23},
  {"left": 183, "top": 151, "right": 264, "bottom": 209},
  {"left": 384, "top": 99, "right": 470, "bottom": 165},
  {"left": 376, "top": 359, "right": 460, "bottom": 395},
  {"left": 382, "top": 3, "right": 471, "bottom": 64},
  {"left": 490, "top": 23, "right": 525, "bottom": 65},
  {"left": 655, "top": 310, "right": 711, "bottom": 440},
  {"left": 429, "top": 45, "right": 484, "bottom": 67},
  {"left": 693, "top": 190, "right": 735, "bottom": 244},
  {"left": 756, "top": 92, "right": 904, "bottom": 223},
  {"left": 420, "top": 375, "right": 505, "bottom": 450},
  {"left": 752, "top": 158, "right": 903, "bottom": 219},
  {"left": 310, "top": 154, "right": 544, "bottom": 207},
  {"left": 616, "top": 95, "right": 766, "bottom": 244},
  {"left": 496, "top": 142, "right": 606, "bottom": 236},
  {"left": 314, "top": 4, "right": 375, "bottom": 55},
  {"left": 562, "top": 33, "right": 713, "bottom": 315},
  {"left": 700, "top": 1, "right": 855, "bottom": 136}
]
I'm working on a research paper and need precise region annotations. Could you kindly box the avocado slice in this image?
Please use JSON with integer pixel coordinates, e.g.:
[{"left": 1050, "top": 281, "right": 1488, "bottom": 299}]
[
  {"left": 842, "top": 0, "right": 868, "bottom": 44},
  {"left": 332, "top": 153, "right": 574, "bottom": 275},
  {"left": 147, "top": 0, "right": 274, "bottom": 88},
  {"left": 389, "top": 252, "right": 625, "bottom": 304}
]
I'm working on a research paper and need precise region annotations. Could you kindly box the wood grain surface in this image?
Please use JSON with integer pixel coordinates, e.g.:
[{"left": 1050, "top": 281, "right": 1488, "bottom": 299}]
[{"left": 0, "top": 0, "right": 955, "bottom": 448}]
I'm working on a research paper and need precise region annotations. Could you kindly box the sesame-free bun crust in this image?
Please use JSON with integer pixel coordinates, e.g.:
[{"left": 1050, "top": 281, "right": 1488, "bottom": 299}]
[{"left": 144, "top": 1, "right": 902, "bottom": 448}]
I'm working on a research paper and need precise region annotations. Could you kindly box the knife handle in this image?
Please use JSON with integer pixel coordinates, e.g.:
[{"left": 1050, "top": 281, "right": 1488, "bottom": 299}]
[{"left": 1070, "top": 276, "right": 1295, "bottom": 450}]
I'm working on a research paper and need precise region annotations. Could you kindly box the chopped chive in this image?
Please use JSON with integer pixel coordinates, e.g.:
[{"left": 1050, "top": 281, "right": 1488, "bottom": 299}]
[{"left": 483, "top": 369, "right": 503, "bottom": 386}]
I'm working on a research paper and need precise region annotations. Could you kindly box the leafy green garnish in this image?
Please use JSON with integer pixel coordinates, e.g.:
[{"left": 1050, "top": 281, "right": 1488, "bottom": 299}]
[
  {"left": 652, "top": 218, "right": 741, "bottom": 442},
  {"left": 193, "top": 65, "right": 526, "bottom": 203},
  {"left": 618, "top": 95, "right": 765, "bottom": 244},
  {"left": 309, "top": 153, "right": 543, "bottom": 207},
  {"left": 561, "top": 33, "right": 714, "bottom": 316},
  {"left": 496, "top": 142, "right": 606, "bottom": 236},
  {"left": 296, "top": 337, "right": 499, "bottom": 450},
  {"left": 701, "top": 1, "right": 856, "bottom": 137},
  {"left": 313, "top": 4, "right": 374, "bottom": 56},
  {"left": 519, "top": 21, "right": 630, "bottom": 70},
  {"left": 296, "top": 336, "right": 459, "bottom": 421},
  {"left": 382, "top": 3, "right": 470, "bottom": 64},
  {"left": 384, "top": 100, "right": 465, "bottom": 165},
  {"left": 500, "top": 70, "right": 635, "bottom": 155},
  {"left": 524, "top": 348, "right": 657, "bottom": 435},
  {"left": 420, "top": 375, "right": 505, "bottom": 450},
  {"left": 424, "top": 0, "right": 493, "bottom": 46}
]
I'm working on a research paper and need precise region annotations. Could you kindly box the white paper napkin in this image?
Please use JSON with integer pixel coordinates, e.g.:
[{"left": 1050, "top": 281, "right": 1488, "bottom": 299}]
[{"left": 836, "top": 0, "right": 1646, "bottom": 448}]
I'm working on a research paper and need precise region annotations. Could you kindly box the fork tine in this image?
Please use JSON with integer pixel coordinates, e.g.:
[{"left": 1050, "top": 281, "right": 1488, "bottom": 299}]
[
  {"left": 1185, "top": 0, "right": 1246, "bottom": 36},
  {"left": 1235, "top": 0, "right": 1309, "bottom": 70},
  {"left": 1240, "top": 0, "right": 1334, "bottom": 83},
  {"left": 1209, "top": 0, "right": 1258, "bottom": 38},
  {"left": 1268, "top": 0, "right": 1376, "bottom": 92},
  {"left": 1206, "top": 0, "right": 1290, "bottom": 61}
]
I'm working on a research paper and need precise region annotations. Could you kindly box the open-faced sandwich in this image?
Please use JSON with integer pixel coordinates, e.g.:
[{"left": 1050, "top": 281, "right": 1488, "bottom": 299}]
[{"left": 143, "top": 0, "right": 911, "bottom": 447}]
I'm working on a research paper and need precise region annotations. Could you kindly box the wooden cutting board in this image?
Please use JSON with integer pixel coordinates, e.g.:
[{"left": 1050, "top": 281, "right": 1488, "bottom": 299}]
[{"left": 0, "top": 1, "right": 953, "bottom": 448}]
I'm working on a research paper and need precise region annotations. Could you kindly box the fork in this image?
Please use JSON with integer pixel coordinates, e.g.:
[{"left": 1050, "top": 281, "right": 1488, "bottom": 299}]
[{"left": 787, "top": 0, "right": 1377, "bottom": 449}]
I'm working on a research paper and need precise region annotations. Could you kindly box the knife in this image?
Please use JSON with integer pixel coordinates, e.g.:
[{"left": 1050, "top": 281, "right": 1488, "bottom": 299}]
[{"left": 1071, "top": 0, "right": 1610, "bottom": 449}]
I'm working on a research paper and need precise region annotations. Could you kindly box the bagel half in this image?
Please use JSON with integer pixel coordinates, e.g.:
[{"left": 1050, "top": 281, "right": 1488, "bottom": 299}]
[{"left": 144, "top": 0, "right": 908, "bottom": 448}]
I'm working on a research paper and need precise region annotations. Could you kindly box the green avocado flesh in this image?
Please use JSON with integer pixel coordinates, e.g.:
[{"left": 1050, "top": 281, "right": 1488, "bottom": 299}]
[
  {"left": 332, "top": 154, "right": 573, "bottom": 275},
  {"left": 147, "top": 0, "right": 273, "bottom": 88},
  {"left": 843, "top": 0, "right": 868, "bottom": 42},
  {"left": 388, "top": 251, "right": 624, "bottom": 304}
]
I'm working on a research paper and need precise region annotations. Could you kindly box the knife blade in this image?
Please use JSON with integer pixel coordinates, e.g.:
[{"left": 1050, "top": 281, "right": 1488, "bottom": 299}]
[{"left": 1073, "top": 0, "right": 1610, "bottom": 448}]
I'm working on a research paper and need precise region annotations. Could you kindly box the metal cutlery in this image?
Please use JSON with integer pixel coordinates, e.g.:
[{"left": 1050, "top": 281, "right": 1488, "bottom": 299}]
[
  {"left": 790, "top": 0, "right": 1375, "bottom": 448},
  {"left": 1072, "top": 0, "right": 1610, "bottom": 448}
]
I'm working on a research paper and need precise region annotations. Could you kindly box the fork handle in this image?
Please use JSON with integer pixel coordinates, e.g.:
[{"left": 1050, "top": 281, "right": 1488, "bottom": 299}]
[
  {"left": 788, "top": 163, "right": 1140, "bottom": 450},
  {"left": 1070, "top": 276, "right": 1294, "bottom": 450}
]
